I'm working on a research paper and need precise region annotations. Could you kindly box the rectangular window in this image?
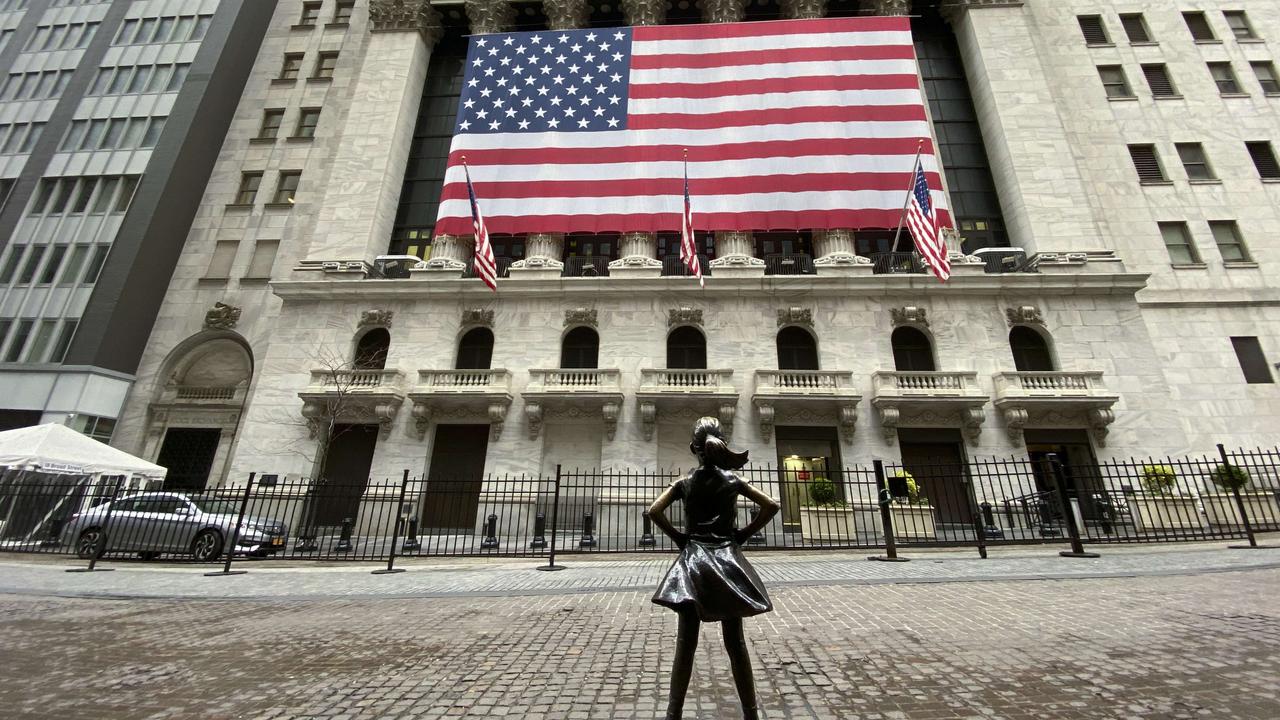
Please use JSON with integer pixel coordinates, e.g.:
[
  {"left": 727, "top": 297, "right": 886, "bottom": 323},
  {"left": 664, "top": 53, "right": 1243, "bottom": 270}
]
[
  {"left": 83, "top": 245, "right": 109, "bottom": 283},
  {"left": 257, "top": 109, "right": 284, "bottom": 139},
  {"left": 1077, "top": 15, "right": 1109, "bottom": 45},
  {"left": 1231, "top": 337, "right": 1274, "bottom": 384},
  {"left": 135, "top": 17, "right": 157, "bottom": 44},
  {"left": 1246, "top": 141, "right": 1280, "bottom": 180},
  {"left": 61, "top": 120, "right": 88, "bottom": 151},
  {"left": 0, "top": 246, "right": 24, "bottom": 283},
  {"left": 273, "top": 171, "right": 301, "bottom": 204},
  {"left": 294, "top": 108, "right": 321, "bottom": 138},
  {"left": 1183, "top": 11, "right": 1216, "bottom": 41},
  {"left": 115, "top": 176, "right": 138, "bottom": 213},
  {"left": 299, "top": 2, "right": 322, "bottom": 26},
  {"left": 50, "top": 320, "right": 77, "bottom": 363},
  {"left": 18, "top": 245, "right": 45, "bottom": 283},
  {"left": 1142, "top": 64, "right": 1178, "bottom": 97},
  {"left": 1208, "top": 62, "right": 1242, "bottom": 94},
  {"left": 235, "top": 172, "right": 262, "bottom": 204},
  {"left": 114, "top": 18, "right": 138, "bottom": 45},
  {"left": 141, "top": 117, "right": 165, "bottom": 147},
  {"left": 100, "top": 119, "right": 125, "bottom": 149},
  {"left": 167, "top": 64, "right": 190, "bottom": 91},
  {"left": 58, "top": 245, "right": 89, "bottom": 285},
  {"left": 1175, "top": 143, "right": 1215, "bottom": 181},
  {"left": 172, "top": 16, "right": 195, "bottom": 42},
  {"left": 192, "top": 15, "right": 212, "bottom": 41},
  {"left": 89, "top": 68, "right": 112, "bottom": 95},
  {"left": 126, "top": 66, "right": 151, "bottom": 94},
  {"left": 154, "top": 17, "right": 175, "bottom": 43},
  {"left": 71, "top": 177, "right": 96, "bottom": 213},
  {"left": 1158, "top": 222, "right": 1200, "bottom": 265},
  {"left": 4, "top": 320, "right": 33, "bottom": 362},
  {"left": 313, "top": 52, "right": 338, "bottom": 79},
  {"left": 1129, "top": 145, "right": 1167, "bottom": 183},
  {"left": 1119, "top": 14, "right": 1152, "bottom": 43},
  {"left": 92, "top": 177, "right": 119, "bottom": 213},
  {"left": 1097, "top": 65, "right": 1133, "bottom": 98},
  {"left": 25, "top": 320, "right": 57, "bottom": 363},
  {"left": 334, "top": 2, "right": 355, "bottom": 24},
  {"left": 1252, "top": 62, "right": 1280, "bottom": 94},
  {"left": 1209, "top": 220, "right": 1251, "bottom": 263},
  {"left": 245, "top": 240, "right": 279, "bottom": 278},
  {"left": 279, "top": 53, "right": 304, "bottom": 81},
  {"left": 122, "top": 118, "right": 147, "bottom": 148},
  {"left": 1223, "top": 11, "right": 1256, "bottom": 40},
  {"left": 0, "top": 321, "right": 10, "bottom": 358},
  {"left": 28, "top": 179, "right": 54, "bottom": 215},
  {"left": 206, "top": 241, "right": 237, "bottom": 278},
  {"left": 38, "top": 245, "right": 67, "bottom": 284},
  {"left": 0, "top": 178, "right": 11, "bottom": 213},
  {"left": 82, "top": 119, "right": 107, "bottom": 150}
]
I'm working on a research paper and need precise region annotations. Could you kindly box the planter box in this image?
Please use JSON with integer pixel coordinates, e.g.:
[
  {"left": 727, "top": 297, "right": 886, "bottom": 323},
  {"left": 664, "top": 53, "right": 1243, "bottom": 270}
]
[
  {"left": 1202, "top": 492, "right": 1280, "bottom": 529},
  {"left": 889, "top": 504, "right": 937, "bottom": 540},
  {"left": 1130, "top": 495, "right": 1202, "bottom": 531},
  {"left": 798, "top": 506, "right": 861, "bottom": 542}
]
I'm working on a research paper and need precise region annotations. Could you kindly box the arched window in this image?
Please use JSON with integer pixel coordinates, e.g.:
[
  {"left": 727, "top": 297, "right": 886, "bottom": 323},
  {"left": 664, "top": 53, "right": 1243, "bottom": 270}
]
[
  {"left": 353, "top": 328, "right": 390, "bottom": 370},
  {"left": 560, "top": 326, "right": 599, "bottom": 369},
  {"left": 777, "top": 326, "right": 819, "bottom": 370},
  {"left": 667, "top": 326, "right": 707, "bottom": 369},
  {"left": 456, "top": 327, "right": 494, "bottom": 370},
  {"left": 891, "top": 327, "right": 935, "bottom": 372},
  {"left": 1009, "top": 326, "right": 1054, "bottom": 372}
]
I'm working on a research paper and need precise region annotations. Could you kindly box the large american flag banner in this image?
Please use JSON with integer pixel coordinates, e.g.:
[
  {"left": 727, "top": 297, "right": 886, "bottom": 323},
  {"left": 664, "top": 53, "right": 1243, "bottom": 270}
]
[{"left": 434, "top": 16, "right": 950, "bottom": 237}]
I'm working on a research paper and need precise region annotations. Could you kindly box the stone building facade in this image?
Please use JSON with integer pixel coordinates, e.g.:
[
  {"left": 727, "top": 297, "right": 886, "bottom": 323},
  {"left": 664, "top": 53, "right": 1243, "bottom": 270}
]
[{"left": 108, "top": 0, "right": 1279, "bottom": 493}]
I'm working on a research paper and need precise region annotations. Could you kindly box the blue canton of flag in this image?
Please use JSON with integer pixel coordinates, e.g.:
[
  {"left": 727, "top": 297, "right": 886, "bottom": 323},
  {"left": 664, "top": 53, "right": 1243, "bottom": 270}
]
[
  {"left": 912, "top": 167, "right": 931, "bottom": 215},
  {"left": 456, "top": 28, "right": 634, "bottom": 134}
]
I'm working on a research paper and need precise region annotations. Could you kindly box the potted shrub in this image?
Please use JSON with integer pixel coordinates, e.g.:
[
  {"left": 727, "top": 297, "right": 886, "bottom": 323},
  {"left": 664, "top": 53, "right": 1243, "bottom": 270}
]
[
  {"left": 798, "top": 477, "right": 861, "bottom": 542},
  {"left": 1202, "top": 464, "right": 1279, "bottom": 528},
  {"left": 1130, "top": 464, "right": 1201, "bottom": 532},
  {"left": 887, "top": 470, "right": 937, "bottom": 540}
]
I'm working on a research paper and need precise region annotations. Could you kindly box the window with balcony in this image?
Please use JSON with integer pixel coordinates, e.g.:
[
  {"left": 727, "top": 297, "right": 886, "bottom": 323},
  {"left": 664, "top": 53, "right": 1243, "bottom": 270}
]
[
  {"left": 561, "top": 327, "right": 599, "bottom": 369},
  {"left": 891, "top": 327, "right": 935, "bottom": 372},
  {"left": 1246, "top": 142, "right": 1280, "bottom": 180},
  {"left": 777, "top": 326, "right": 818, "bottom": 371},
  {"left": 354, "top": 328, "right": 390, "bottom": 370},
  {"left": 667, "top": 326, "right": 707, "bottom": 370},
  {"left": 1183, "top": 11, "right": 1216, "bottom": 41},
  {"left": 1009, "top": 327, "right": 1055, "bottom": 372},
  {"left": 456, "top": 327, "right": 494, "bottom": 370},
  {"left": 1097, "top": 65, "right": 1134, "bottom": 99}
]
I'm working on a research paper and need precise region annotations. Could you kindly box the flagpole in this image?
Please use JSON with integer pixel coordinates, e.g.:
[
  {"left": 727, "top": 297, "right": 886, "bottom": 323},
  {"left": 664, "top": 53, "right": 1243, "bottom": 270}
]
[{"left": 890, "top": 139, "right": 925, "bottom": 254}]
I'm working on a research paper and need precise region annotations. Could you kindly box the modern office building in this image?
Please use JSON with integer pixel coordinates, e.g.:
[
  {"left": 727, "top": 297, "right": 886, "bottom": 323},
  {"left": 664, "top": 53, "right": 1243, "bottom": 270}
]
[
  {"left": 104, "top": 0, "right": 1277, "bottom": 499},
  {"left": 0, "top": 0, "right": 275, "bottom": 441}
]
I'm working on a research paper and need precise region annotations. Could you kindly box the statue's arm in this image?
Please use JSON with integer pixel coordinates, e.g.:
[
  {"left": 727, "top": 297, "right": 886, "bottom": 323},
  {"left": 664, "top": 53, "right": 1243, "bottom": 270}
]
[
  {"left": 734, "top": 480, "right": 781, "bottom": 544},
  {"left": 646, "top": 482, "right": 687, "bottom": 548}
]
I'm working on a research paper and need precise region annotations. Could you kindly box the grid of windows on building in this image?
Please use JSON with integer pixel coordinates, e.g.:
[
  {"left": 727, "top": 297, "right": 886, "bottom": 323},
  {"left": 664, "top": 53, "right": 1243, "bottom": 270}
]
[
  {"left": 0, "top": 70, "right": 74, "bottom": 101},
  {"left": 58, "top": 116, "right": 166, "bottom": 152},
  {"left": 0, "top": 241, "right": 110, "bottom": 287},
  {"left": 0, "top": 317, "right": 77, "bottom": 364},
  {"left": 26, "top": 175, "right": 139, "bottom": 216},
  {"left": 113, "top": 14, "right": 212, "bottom": 46},
  {"left": 0, "top": 0, "right": 30, "bottom": 13},
  {"left": 88, "top": 63, "right": 191, "bottom": 96},
  {"left": 22, "top": 22, "right": 98, "bottom": 52},
  {"left": 0, "top": 122, "right": 43, "bottom": 154},
  {"left": 69, "top": 413, "right": 114, "bottom": 442}
]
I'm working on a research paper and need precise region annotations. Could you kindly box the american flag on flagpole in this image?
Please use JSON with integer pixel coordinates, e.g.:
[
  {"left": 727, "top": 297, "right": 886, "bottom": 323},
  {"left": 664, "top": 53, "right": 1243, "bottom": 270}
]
[
  {"left": 433, "top": 17, "right": 950, "bottom": 236},
  {"left": 681, "top": 151, "right": 704, "bottom": 287},
  {"left": 463, "top": 162, "right": 498, "bottom": 291},
  {"left": 905, "top": 157, "right": 950, "bottom": 282}
]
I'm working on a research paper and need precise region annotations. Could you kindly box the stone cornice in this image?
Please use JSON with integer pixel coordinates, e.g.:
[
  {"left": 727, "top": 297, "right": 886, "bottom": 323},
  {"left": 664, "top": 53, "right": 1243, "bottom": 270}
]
[
  {"left": 273, "top": 273, "right": 1152, "bottom": 302},
  {"left": 940, "top": 0, "right": 1025, "bottom": 23},
  {"left": 369, "top": 0, "right": 444, "bottom": 44}
]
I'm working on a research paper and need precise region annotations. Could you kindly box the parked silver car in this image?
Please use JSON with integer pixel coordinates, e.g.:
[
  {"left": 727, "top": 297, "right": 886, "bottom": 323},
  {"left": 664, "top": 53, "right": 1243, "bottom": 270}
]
[{"left": 62, "top": 492, "right": 288, "bottom": 561}]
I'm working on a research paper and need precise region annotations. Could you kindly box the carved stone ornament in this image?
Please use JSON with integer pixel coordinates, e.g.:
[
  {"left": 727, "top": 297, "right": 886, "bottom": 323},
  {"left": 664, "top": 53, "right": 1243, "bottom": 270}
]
[
  {"left": 776, "top": 307, "right": 813, "bottom": 329},
  {"left": 1002, "top": 406, "right": 1030, "bottom": 445},
  {"left": 838, "top": 405, "right": 858, "bottom": 442},
  {"left": 780, "top": 0, "right": 828, "bottom": 20},
  {"left": 488, "top": 402, "right": 508, "bottom": 440},
  {"left": 509, "top": 256, "right": 564, "bottom": 270},
  {"left": 607, "top": 255, "right": 663, "bottom": 268},
  {"left": 639, "top": 400, "right": 657, "bottom": 441},
  {"left": 203, "top": 302, "right": 241, "bottom": 331},
  {"left": 525, "top": 401, "right": 543, "bottom": 439},
  {"left": 462, "top": 308, "right": 494, "bottom": 328},
  {"left": 464, "top": 0, "right": 515, "bottom": 35},
  {"left": 1005, "top": 306, "right": 1044, "bottom": 327},
  {"left": 621, "top": 0, "right": 666, "bottom": 25},
  {"left": 890, "top": 306, "right": 929, "bottom": 328},
  {"left": 947, "top": 252, "right": 986, "bottom": 265},
  {"left": 872, "top": 0, "right": 910, "bottom": 15},
  {"left": 702, "top": 0, "right": 747, "bottom": 23},
  {"left": 602, "top": 401, "right": 620, "bottom": 440},
  {"left": 421, "top": 256, "right": 467, "bottom": 271},
  {"left": 544, "top": 0, "right": 589, "bottom": 30},
  {"left": 564, "top": 307, "right": 598, "bottom": 328},
  {"left": 360, "top": 309, "right": 394, "bottom": 328},
  {"left": 961, "top": 407, "right": 986, "bottom": 444},
  {"left": 709, "top": 253, "right": 765, "bottom": 268},
  {"left": 814, "top": 252, "right": 872, "bottom": 266},
  {"left": 878, "top": 406, "right": 900, "bottom": 444},
  {"left": 668, "top": 307, "right": 703, "bottom": 328},
  {"left": 1088, "top": 407, "right": 1115, "bottom": 448},
  {"left": 369, "top": 0, "right": 444, "bottom": 43},
  {"left": 303, "top": 397, "right": 402, "bottom": 439},
  {"left": 757, "top": 403, "right": 776, "bottom": 442}
]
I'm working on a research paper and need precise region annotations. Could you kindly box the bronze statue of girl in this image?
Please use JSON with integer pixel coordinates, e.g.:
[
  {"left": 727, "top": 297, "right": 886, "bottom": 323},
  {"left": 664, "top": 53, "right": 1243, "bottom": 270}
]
[{"left": 647, "top": 417, "right": 781, "bottom": 720}]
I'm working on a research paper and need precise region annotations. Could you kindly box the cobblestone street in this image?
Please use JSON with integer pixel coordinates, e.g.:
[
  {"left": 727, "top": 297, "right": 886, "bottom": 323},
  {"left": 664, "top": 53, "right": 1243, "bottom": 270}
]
[{"left": 1, "top": 552, "right": 1278, "bottom": 719}]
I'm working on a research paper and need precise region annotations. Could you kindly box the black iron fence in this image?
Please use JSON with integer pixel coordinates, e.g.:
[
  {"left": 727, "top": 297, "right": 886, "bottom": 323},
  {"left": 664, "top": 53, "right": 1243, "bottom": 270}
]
[{"left": 2, "top": 446, "right": 1277, "bottom": 566}]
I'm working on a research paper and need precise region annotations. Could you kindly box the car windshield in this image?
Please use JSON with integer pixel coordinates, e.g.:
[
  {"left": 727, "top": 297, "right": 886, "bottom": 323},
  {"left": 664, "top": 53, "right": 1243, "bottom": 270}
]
[{"left": 187, "top": 497, "right": 243, "bottom": 515}]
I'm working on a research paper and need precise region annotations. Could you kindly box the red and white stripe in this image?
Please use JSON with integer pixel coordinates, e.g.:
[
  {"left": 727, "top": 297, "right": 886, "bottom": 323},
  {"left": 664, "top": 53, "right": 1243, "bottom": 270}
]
[
  {"left": 464, "top": 163, "right": 499, "bottom": 291},
  {"left": 681, "top": 155, "right": 703, "bottom": 287},
  {"left": 435, "top": 16, "right": 950, "bottom": 237}
]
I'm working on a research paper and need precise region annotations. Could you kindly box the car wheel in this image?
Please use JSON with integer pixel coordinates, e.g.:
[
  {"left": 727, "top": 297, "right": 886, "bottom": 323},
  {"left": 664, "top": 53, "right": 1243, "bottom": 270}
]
[
  {"left": 139, "top": 552, "right": 161, "bottom": 561},
  {"left": 190, "top": 529, "right": 223, "bottom": 562},
  {"left": 76, "top": 528, "right": 104, "bottom": 560}
]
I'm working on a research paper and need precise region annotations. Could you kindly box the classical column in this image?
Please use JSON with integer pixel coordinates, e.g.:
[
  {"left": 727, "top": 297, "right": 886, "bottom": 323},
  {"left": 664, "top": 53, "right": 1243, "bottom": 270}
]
[
  {"left": 702, "top": 0, "right": 747, "bottom": 23},
  {"left": 303, "top": 0, "right": 443, "bottom": 271},
  {"left": 780, "top": 0, "right": 827, "bottom": 19},
  {"left": 544, "top": 0, "right": 589, "bottom": 29},
  {"left": 872, "top": 0, "right": 909, "bottom": 14},
  {"left": 622, "top": 0, "right": 666, "bottom": 25}
]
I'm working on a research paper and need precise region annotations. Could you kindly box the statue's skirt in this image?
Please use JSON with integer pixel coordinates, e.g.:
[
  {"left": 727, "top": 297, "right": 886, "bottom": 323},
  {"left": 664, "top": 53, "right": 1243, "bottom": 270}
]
[{"left": 652, "top": 539, "right": 772, "bottom": 622}]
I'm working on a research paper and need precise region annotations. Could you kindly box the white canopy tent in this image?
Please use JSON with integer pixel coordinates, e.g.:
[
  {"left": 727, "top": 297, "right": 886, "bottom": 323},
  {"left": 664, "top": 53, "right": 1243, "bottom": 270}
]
[{"left": 0, "top": 423, "right": 166, "bottom": 481}]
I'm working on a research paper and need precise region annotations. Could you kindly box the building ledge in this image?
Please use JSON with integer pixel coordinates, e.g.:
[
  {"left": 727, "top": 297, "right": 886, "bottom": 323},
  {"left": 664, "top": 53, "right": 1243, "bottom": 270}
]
[{"left": 408, "top": 369, "right": 513, "bottom": 440}]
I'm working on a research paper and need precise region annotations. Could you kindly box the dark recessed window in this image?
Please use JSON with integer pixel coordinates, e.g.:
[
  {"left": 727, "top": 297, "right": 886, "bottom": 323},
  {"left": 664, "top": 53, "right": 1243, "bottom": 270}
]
[
  {"left": 279, "top": 53, "right": 303, "bottom": 81},
  {"left": 1078, "top": 15, "right": 1109, "bottom": 45},
  {"left": 298, "top": 2, "right": 321, "bottom": 26},
  {"left": 777, "top": 326, "right": 819, "bottom": 371},
  {"left": 891, "top": 327, "right": 935, "bottom": 372},
  {"left": 1231, "top": 337, "right": 1274, "bottom": 384},
  {"left": 1209, "top": 220, "right": 1251, "bottom": 263},
  {"left": 1223, "top": 11, "right": 1256, "bottom": 40},
  {"left": 257, "top": 109, "right": 284, "bottom": 139},
  {"left": 456, "top": 327, "right": 494, "bottom": 370},
  {"left": 1245, "top": 141, "right": 1280, "bottom": 180},
  {"left": 667, "top": 326, "right": 707, "bottom": 370},
  {"left": 294, "top": 107, "right": 321, "bottom": 138},
  {"left": 1097, "top": 65, "right": 1134, "bottom": 98},
  {"left": 1208, "top": 62, "right": 1242, "bottom": 94},
  {"left": 1128, "top": 145, "right": 1167, "bottom": 183},
  {"left": 1252, "top": 62, "right": 1280, "bottom": 94},
  {"left": 1158, "top": 222, "right": 1200, "bottom": 265},
  {"left": 333, "top": 1, "right": 355, "bottom": 25},
  {"left": 235, "top": 172, "right": 261, "bottom": 204},
  {"left": 1142, "top": 64, "right": 1178, "bottom": 97},
  {"left": 313, "top": 52, "right": 338, "bottom": 79},
  {"left": 1175, "top": 143, "right": 1215, "bottom": 181},
  {"left": 1183, "top": 11, "right": 1216, "bottom": 41},
  {"left": 1119, "top": 13, "right": 1152, "bottom": 43},
  {"left": 273, "top": 171, "right": 301, "bottom": 204},
  {"left": 354, "top": 328, "right": 390, "bottom": 370},
  {"left": 560, "top": 326, "right": 599, "bottom": 369},
  {"left": 1010, "top": 326, "right": 1054, "bottom": 372}
]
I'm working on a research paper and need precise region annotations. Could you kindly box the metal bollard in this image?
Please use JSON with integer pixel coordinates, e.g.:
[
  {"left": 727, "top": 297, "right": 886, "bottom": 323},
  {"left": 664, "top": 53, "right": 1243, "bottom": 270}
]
[
  {"left": 530, "top": 511, "right": 548, "bottom": 549},
  {"left": 980, "top": 502, "right": 1004, "bottom": 539},
  {"left": 579, "top": 510, "right": 597, "bottom": 548},
  {"left": 481, "top": 513, "right": 500, "bottom": 549},
  {"left": 747, "top": 507, "right": 765, "bottom": 545},
  {"left": 334, "top": 518, "right": 354, "bottom": 552},
  {"left": 639, "top": 512, "right": 656, "bottom": 546},
  {"left": 401, "top": 516, "right": 421, "bottom": 552}
]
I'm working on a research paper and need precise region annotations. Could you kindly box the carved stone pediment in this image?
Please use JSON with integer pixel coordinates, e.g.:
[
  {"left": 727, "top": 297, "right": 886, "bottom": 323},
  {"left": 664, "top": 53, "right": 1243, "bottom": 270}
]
[
  {"left": 668, "top": 307, "right": 703, "bottom": 328},
  {"left": 564, "top": 307, "right": 598, "bottom": 328},
  {"left": 776, "top": 307, "right": 813, "bottom": 329},
  {"left": 203, "top": 302, "right": 241, "bottom": 331},
  {"left": 360, "top": 309, "right": 394, "bottom": 328},
  {"left": 1005, "top": 306, "right": 1044, "bottom": 327},
  {"left": 890, "top": 306, "right": 928, "bottom": 327},
  {"left": 462, "top": 308, "right": 494, "bottom": 328}
]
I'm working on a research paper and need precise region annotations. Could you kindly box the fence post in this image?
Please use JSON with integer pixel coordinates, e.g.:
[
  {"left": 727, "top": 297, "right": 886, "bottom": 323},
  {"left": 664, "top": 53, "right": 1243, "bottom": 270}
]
[
  {"left": 67, "top": 475, "right": 127, "bottom": 573},
  {"left": 530, "top": 511, "right": 548, "bottom": 549},
  {"left": 1046, "top": 454, "right": 1099, "bottom": 558},
  {"left": 747, "top": 507, "right": 765, "bottom": 545},
  {"left": 1217, "top": 444, "right": 1274, "bottom": 549},
  {"left": 481, "top": 513, "right": 500, "bottom": 549},
  {"left": 868, "top": 460, "right": 908, "bottom": 563},
  {"left": 334, "top": 518, "right": 354, "bottom": 552},
  {"left": 205, "top": 473, "right": 255, "bottom": 576},
  {"left": 537, "top": 464, "right": 566, "bottom": 571},
  {"left": 961, "top": 463, "right": 988, "bottom": 560},
  {"left": 374, "top": 470, "right": 410, "bottom": 574},
  {"left": 639, "top": 512, "right": 656, "bottom": 546},
  {"left": 402, "top": 516, "right": 421, "bottom": 551},
  {"left": 578, "top": 510, "right": 597, "bottom": 547}
]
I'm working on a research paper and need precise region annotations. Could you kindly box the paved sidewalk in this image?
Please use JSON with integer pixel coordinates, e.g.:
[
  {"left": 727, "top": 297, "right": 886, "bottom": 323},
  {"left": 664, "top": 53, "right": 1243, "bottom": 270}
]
[{"left": 3, "top": 541, "right": 1279, "bottom": 599}]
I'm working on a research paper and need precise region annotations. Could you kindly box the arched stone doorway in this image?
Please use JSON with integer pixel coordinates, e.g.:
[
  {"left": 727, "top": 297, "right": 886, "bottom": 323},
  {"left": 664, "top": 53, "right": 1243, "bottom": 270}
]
[{"left": 145, "top": 333, "right": 253, "bottom": 490}]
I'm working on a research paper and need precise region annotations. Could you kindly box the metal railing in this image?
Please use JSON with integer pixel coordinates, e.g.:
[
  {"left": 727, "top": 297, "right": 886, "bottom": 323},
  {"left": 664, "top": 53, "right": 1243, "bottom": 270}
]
[
  {"left": 763, "top": 253, "right": 816, "bottom": 276},
  {"left": 562, "top": 255, "right": 611, "bottom": 277},
  {"left": 871, "top": 252, "right": 925, "bottom": 274},
  {"left": 463, "top": 256, "right": 513, "bottom": 279},
  {"left": 175, "top": 386, "right": 237, "bottom": 400},
  {"left": 661, "top": 254, "right": 711, "bottom": 277}
]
